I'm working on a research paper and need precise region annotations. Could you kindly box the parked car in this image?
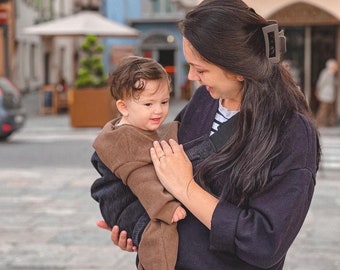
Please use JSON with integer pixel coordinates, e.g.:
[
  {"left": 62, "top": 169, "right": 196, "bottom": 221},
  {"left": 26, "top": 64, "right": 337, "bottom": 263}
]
[{"left": 0, "top": 77, "right": 26, "bottom": 140}]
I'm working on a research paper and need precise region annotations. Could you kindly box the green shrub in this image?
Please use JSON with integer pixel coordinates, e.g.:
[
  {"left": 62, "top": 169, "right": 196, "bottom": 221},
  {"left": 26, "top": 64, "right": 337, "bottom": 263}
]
[{"left": 75, "top": 35, "right": 107, "bottom": 88}]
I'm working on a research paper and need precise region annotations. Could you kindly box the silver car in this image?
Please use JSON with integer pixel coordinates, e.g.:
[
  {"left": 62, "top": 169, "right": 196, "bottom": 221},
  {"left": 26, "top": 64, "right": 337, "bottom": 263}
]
[{"left": 0, "top": 77, "right": 26, "bottom": 140}]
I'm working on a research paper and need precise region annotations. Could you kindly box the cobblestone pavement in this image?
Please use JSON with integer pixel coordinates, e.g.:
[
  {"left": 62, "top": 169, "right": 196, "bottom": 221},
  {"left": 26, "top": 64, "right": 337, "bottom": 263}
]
[{"left": 0, "top": 92, "right": 339, "bottom": 270}]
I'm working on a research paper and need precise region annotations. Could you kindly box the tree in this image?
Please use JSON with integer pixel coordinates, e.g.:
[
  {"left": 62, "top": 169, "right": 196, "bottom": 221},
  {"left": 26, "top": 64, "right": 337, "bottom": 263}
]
[{"left": 75, "top": 35, "right": 107, "bottom": 88}]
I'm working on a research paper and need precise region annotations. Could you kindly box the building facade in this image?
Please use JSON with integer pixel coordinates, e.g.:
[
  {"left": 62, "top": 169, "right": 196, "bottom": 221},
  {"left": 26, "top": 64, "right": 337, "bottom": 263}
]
[
  {"left": 242, "top": 0, "right": 340, "bottom": 114},
  {"left": 6, "top": 0, "right": 101, "bottom": 92},
  {"left": 14, "top": 0, "right": 85, "bottom": 92},
  {"left": 104, "top": 0, "right": 340, "bottom": 105},
  {"left": 5, "top": 0, "right": 340, "bottom": 109},
  {"left": 0, "top": 0, "right": 15, "bottom": 79},
  {"left": 103, "top": 0, "right": 187, "bottom": 98}
]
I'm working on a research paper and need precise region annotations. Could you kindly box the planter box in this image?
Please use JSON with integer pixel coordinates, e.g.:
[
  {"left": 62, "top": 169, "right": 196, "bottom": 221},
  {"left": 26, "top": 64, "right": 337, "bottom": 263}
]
[{"left": 68, "top": 87, "right": 118, "bottom": 128}]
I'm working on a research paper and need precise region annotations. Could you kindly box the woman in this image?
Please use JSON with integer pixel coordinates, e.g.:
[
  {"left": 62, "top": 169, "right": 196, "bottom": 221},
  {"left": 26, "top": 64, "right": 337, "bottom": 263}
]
[{"left": 96, "top": 0, "right": 320, "bottom": 269}]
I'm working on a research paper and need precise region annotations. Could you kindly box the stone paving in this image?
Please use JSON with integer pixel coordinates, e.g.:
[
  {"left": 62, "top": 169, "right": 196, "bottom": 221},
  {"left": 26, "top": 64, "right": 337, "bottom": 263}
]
[{"left": 0, "top": 92, "right": 339, "bottom": 269}]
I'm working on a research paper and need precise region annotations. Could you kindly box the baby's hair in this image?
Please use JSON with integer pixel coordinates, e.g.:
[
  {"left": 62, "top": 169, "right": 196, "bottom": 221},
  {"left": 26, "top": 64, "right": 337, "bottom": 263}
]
[{"left": 110, "top": 56, "right": 171, "bottom": 100}]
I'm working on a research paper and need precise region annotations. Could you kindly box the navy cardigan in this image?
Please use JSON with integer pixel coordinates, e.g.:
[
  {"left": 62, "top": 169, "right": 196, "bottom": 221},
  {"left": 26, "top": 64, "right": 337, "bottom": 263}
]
[{"left": 92, "top": 86, "right": 319, "bottom": 269}]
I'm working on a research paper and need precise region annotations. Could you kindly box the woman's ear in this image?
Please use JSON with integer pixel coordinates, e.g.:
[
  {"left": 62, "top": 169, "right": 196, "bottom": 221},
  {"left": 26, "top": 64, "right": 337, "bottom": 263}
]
[
  {"left": 235, "top": 74, "right": 244, "bottom": 82},
  {"left": 116, "top": 100, "right": 128, "bottom": 116},
  {"left": 226, "top": 71, "right": 244, "bottom": 82}
]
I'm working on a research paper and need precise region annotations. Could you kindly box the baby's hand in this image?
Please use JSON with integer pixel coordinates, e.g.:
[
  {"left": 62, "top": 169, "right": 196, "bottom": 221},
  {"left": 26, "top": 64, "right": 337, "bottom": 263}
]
[{"left": 171, "top": 205, "right": 187, "bottom": 223}]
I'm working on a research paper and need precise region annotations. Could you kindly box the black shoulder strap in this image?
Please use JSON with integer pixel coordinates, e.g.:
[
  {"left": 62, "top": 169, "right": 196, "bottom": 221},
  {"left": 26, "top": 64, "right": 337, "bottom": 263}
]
[
  {"left": 183, "top": 113, "right": 239, "bottom": 166},
  {"left": 209, "top": 113, "right": 239, "bottom": 151}
]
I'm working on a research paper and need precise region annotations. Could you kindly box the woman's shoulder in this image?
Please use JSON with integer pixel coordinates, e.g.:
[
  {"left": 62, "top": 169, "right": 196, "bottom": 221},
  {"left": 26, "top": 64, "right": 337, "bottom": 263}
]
[
  {"left": 276, "top": 112, "right": 319, "bottom": 172},
  {"left": 287, "top": 112, "right": 318, "bottom": 138},
  {"left": 279, "top": 112, "right": 318, "bottom": 150}
]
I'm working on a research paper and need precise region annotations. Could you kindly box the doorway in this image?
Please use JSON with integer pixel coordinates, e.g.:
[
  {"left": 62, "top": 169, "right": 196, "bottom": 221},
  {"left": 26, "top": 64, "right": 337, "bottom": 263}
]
[
  {"left": 159, "top": 49, "right": 175, "bottom": 95},
  {"left": 284, "top": 26, "right": 337, "bottom": 114},
  {"left": 141, "top": 32, "right": 178, "bottom": 97},
  {"left": 284, "top": 26, "right": 305, "bottom": 89}
]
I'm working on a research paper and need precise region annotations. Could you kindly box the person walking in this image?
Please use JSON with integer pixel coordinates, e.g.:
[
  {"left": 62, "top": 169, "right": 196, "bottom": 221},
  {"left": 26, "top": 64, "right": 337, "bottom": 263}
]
[{"left": 315, "top": 58, "right": 339, "bottom": 127}]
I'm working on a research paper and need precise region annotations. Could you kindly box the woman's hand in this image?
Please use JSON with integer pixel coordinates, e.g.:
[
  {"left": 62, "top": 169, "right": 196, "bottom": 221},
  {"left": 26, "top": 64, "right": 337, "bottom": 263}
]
[
  {"left": 150, "top": 139, "right": 219, "bottom": 230},
  {"left": 96, "top": 221, "right": 137, "bottom": 252},
  {"left": 150, "top": 139, "right": 194, "bottom": 198}
]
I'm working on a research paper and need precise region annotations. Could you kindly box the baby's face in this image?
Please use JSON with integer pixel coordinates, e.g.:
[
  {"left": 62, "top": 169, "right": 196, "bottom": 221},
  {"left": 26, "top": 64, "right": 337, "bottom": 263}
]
[{"left": 120, "top": 79, "right": 170, "bottom": 131}]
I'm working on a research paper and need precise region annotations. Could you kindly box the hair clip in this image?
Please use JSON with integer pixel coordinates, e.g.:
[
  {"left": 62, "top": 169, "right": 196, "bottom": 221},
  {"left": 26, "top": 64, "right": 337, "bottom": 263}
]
[{"left": 262, "top": 21, "right": 286, "bottom": 64}]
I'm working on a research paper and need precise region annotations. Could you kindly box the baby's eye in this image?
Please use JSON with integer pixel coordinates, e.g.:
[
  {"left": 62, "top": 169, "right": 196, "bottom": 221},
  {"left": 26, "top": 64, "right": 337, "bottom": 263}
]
[
  {"left": 162, "top": 100, "right": 169, "bottom": 105},
  {"left": 144, "top": 103, "right": 152, "bottom": 107}
]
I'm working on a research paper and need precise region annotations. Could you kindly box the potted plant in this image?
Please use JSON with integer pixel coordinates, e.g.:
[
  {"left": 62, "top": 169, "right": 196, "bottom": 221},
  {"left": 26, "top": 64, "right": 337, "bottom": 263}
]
[{"left": 68, "top": 34, "right": 118, "bottom": 127}]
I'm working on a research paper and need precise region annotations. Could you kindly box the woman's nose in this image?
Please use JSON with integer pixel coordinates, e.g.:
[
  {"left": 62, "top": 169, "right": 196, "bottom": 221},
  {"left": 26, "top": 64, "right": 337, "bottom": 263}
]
[{"left": 188, "top": 68, "right": 199, "bottom": 81}]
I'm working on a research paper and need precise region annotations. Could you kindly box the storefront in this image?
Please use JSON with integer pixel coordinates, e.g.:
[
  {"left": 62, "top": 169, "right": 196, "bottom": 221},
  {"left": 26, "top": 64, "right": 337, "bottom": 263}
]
[{"left": 244, "top": 0, "right": 340, "bottom": 114}]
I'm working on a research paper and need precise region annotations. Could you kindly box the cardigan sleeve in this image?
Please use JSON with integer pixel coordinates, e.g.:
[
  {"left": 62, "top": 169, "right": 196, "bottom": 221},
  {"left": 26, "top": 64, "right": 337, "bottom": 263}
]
[
  {"left": 210, "top": 168, "right": 315, "bottom": 268},
  {"left": 90, "top": 151, "right": 147, "bottom": 244},
  {"left": 209, "top": 114, "right": 318, "bottom": 268}
]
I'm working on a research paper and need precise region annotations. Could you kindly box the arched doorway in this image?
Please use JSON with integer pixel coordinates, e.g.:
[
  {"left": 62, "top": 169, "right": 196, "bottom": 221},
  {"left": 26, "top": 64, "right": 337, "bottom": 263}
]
[{"left": 140, "top": 32, "right": 178, "bottom": 97}]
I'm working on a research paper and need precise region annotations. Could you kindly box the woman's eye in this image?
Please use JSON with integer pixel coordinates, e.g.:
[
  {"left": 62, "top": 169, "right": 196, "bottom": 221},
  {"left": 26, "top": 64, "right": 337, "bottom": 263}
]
[{"left": 197, "top": 70, "right": 204, "bottom": 74}]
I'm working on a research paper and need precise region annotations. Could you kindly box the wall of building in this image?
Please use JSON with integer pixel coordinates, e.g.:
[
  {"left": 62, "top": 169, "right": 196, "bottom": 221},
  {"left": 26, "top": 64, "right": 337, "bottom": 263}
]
[
  {"left": 242, "top": 0, "right": 340, "bottom": 115},
  {"left": 14, "top": 0, "right": 76, "bottom": 92},
  {"left": 14, "top": 0, "right": 41, "bottom": 91},
  {"left": 104, "top": 0, "right": 187, "bottom": 98},
  {"left": 102, "top": 0, "right": 140, "bottom": 73},
  {"left": 0, "top": 0, "right": 14, "bottom": 79},
  {"left": 243, "top": 0, "right": 340, "bottom": 21}
]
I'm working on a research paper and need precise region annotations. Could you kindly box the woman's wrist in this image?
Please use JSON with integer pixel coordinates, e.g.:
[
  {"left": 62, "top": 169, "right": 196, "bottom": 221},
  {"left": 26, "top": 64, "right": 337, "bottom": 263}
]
[
  {"left": 180, "top": 178, "right": 195, "bottom": 200},
  {"left": 178, "top": 179, "right": 218, "bottom": 229}
]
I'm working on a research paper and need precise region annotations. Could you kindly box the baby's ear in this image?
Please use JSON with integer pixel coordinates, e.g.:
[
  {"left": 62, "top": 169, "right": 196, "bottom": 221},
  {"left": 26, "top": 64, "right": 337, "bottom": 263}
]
[{"left": 116, "top": 100, "right": 128, "bottom": 116}]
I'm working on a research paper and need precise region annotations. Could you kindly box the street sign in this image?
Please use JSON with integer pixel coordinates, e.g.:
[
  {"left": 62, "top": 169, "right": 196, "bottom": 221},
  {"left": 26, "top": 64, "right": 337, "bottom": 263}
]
[{"left": 0, "top": 8, "right": 7, "bottom": 24}]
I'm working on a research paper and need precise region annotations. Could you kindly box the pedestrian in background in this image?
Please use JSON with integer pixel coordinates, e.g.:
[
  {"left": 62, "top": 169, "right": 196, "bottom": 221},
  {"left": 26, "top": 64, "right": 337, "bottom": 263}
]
[{"left": 315, "top": 58, "right": 339, "bottom": 127}]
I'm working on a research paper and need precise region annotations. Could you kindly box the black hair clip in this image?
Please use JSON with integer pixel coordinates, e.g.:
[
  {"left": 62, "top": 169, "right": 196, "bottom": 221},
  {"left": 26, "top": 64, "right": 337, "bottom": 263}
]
[{"left": 262, "top": 21, "right": 286, "bottom": 64}]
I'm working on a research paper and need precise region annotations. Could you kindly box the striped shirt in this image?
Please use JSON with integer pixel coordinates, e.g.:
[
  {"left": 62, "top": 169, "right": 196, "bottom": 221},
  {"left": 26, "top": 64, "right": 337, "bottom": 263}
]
[{"left": 210, "top": 99, "right": 239, "bottom": 136}]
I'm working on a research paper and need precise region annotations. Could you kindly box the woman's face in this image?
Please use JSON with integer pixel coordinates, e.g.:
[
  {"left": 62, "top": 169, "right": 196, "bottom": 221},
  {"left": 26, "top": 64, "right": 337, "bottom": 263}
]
[{"left": 183, "top": 38, "right": 244, "bottom": 102}]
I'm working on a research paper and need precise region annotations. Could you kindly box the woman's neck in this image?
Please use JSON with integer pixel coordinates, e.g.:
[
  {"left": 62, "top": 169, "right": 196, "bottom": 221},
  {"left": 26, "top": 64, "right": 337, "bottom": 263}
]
[{"left": 221, "top": 98, "right": 241, "bottom": 111}]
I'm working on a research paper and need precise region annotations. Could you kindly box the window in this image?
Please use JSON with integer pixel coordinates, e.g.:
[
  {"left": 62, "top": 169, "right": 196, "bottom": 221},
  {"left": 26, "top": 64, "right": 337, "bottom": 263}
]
[{"left": 150, "top": 0, "right": 174, "bottom": 14}]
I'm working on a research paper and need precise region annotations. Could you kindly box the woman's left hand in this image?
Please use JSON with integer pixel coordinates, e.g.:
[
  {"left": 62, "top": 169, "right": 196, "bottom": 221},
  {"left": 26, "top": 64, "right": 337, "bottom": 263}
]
[
  {"left": 150, "top": 139, "right": 194, "bottom": 198},
  {"left": 151, "top": 139, "right": 218, "bottom": 230}
]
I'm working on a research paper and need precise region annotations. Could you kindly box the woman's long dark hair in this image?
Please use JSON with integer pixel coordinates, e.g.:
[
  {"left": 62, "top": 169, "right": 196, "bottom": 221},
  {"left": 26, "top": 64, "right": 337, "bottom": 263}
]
[{"left": 179, "top": 0, "right": 321, "bottom": 206}]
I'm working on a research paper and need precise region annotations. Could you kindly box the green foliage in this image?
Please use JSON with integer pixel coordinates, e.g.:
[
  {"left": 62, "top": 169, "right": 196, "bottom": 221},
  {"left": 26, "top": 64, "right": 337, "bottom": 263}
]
[{"left": 75, "top": 35, "right": 107, "bottom": 88}]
